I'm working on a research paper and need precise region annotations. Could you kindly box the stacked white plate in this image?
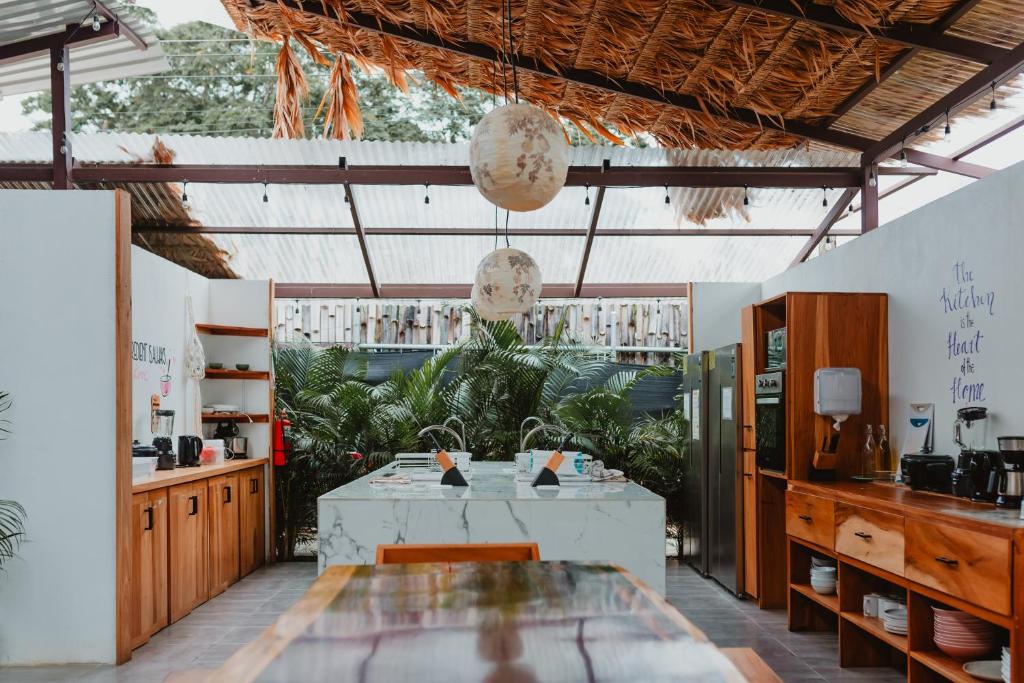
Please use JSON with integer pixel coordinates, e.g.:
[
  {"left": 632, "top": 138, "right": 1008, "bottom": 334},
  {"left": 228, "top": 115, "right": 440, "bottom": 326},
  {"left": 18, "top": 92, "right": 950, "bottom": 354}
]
[
  {"left": 1002, "top": 646, "right": 1011, "bottom": 683},
  {"left": 882, "top": 607, "right": 908, "bottom": 635},
  {"left": 810, "top": 565, "right": 837, "bottom": 595}
]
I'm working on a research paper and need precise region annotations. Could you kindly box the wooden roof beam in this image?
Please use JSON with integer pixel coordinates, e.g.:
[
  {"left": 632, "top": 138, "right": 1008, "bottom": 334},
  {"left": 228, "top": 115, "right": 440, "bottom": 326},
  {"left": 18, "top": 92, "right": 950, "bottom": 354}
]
[
  {"left": 344, "top": 183, "right": 379, "bottom": 297},
  {"left": 719, "top": 0, "right": 1005, "bottom": 64},
  {"left": 0, "top": 20, "right": 122, "bottom": 66},
  {"left": 575, "top": 186, "right": 607, "bottom": 297},
  {"left": 92, "top": 1, "right": 148, "bottom": 51},
  {"left": 790, "top": 186, "right": 859, "bottom": 265},
  {"left": 266, "top": 0, "right": 874, "bottom": 151},
  {"left": 862, "top": 40, "right": 1024, "bottom": 163},
  {"left": 900, "top": 148, "right": 993, "bottom": 179},
  {"left": 275, "top": 283, "right": 692, "bottom": 299},
  {"left": 133, "top": 226, "right": 862, "bottom": 237}
]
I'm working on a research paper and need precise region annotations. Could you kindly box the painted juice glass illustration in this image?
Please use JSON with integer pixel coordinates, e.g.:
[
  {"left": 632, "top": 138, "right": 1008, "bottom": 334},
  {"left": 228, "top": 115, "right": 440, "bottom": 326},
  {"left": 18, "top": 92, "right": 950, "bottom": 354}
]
[{"left": 160, "top": 358, "right": 172, "bottom": 397}]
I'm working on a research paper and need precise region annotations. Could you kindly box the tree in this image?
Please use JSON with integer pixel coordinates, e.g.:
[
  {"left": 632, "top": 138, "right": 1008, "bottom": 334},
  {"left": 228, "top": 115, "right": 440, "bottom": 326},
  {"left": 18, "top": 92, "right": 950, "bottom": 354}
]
[{"left": 21, "top": 7, "right": 492, "bottom": 142}]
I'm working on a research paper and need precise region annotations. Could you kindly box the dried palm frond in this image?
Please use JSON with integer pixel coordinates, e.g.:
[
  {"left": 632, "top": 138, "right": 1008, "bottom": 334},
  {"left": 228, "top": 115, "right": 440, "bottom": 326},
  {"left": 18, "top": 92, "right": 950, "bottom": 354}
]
[
  {"left": 273, "top": 38, "right": 309, "bottom": 139},
  {"left": 118, "top": 136, "right": 177, "bottom": 164},
  {"left": 315, "top": 55, "right": 364, "bottom": 139}
]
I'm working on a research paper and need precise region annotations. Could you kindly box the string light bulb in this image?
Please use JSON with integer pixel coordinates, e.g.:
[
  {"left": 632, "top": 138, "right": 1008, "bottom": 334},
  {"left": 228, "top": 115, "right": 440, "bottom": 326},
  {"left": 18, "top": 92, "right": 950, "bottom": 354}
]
[
  {"left": 424, "top": 182, "right": 430, "bottom": 205},
  {"left": 262, "top": 181, "right": 269, "bottom": 204},
  {"left": 899, "top": 140, "right": 908, "bottom": 167},
  {"left": 181, "top": 180, "right": 190, "bottom": 209},
  {"left": 822, "top": 187, "right": 828, "bottom": 208},
  {"left": 944, "top": 109, "right": 951, "bottom": 136},
  {"left": 867, "top": 168, "right": 877, "bottom": 188},
  {"left": 584, "top": 183, "right": 591, "bottom": 206},
  {"left": 743, "top": 185, "right": 749, "bottom": 207},
  {"left": 990, "top": 82, "right": 997, "bottom": 110},
  {"left": 664, "top": 184, "right": 670, "bottom": 205},
  {"left": 91, "top": 14, "right": 101, "bottom": 31}
]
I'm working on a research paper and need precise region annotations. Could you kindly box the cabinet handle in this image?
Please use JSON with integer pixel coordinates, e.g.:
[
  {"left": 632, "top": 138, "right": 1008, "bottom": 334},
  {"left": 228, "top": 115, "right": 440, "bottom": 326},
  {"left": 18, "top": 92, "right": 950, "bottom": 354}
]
[
  {"left": 188, "top": 495, "right": 198, "bottom": 516},
  {"left": 854, "top": 531, "right": 872, "bottom": 540},
  {"left": 144, "top": 506, "right": 154, "bottom": 531},
  {"left": 224, "top": 486, "right": 232, "bottom": 504},
  {"left": 798, "top": 514, "right": 813, "bottom": 522},
  {"left": 935, "top": 556, "right": 959, "bottom": 566},
  {"left": 250, "top": 477, "right": 258, "bottom": 494},
  {"left": 743, "top": 473, "right": 753, "bottom": 478}
]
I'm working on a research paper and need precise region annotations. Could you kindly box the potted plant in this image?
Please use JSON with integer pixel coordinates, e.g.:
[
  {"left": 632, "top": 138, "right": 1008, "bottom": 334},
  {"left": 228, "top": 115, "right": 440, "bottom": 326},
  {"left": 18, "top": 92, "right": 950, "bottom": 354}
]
[{"left": 0, "top": 391, "right": 26, "bottom": 570}]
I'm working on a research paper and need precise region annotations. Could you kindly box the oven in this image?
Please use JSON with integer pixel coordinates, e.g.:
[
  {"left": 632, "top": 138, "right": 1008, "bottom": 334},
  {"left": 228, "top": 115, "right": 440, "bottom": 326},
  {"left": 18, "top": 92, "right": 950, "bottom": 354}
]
[{"left": 755, "top": 371, "right": 785, "bottom": 473}]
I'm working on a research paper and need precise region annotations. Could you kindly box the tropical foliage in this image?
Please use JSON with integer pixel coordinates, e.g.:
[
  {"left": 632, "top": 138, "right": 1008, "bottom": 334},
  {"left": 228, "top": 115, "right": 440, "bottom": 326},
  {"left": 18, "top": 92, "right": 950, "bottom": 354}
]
[
  {"left": 272, "top": 313, "right": 687, "bottom": 558},
  {"left": 0, "top": 391, "right": 26, "bottom": 571}
]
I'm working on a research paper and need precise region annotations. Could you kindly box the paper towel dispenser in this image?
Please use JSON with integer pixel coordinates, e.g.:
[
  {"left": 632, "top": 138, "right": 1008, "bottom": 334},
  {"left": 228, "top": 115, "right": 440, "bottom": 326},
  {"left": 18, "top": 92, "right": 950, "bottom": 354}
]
[{"left": 814, "top": 367, "right": 862, "bottom": 429}]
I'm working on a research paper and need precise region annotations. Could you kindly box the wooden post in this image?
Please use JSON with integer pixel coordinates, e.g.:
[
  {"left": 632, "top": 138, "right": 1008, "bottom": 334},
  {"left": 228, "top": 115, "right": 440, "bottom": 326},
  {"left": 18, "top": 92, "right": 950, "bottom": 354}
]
[
  {"left": 50, "top": 41, "right": 71, "bottom": 190},
  {"left": 861, "top": 165, "right": 879, "bottom": 233}
]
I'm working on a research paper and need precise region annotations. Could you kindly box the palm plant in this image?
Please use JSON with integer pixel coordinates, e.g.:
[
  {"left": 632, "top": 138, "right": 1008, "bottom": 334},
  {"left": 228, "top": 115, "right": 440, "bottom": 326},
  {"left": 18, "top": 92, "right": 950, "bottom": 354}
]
[{"left": 0, "top": 391, "right": 26, "bottom": 570}]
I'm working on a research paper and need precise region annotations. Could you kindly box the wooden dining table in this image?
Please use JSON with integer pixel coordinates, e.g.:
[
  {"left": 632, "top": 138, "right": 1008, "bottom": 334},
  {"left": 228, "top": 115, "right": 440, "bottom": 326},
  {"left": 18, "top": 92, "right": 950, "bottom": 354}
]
[{"left": 210, "top": 561, "right": 747, "bottom": 682}]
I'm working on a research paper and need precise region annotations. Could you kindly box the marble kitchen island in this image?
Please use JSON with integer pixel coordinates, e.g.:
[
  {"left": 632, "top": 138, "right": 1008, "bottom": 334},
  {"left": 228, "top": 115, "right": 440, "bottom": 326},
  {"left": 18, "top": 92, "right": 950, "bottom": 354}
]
[{"left": 318, "top": 461, "right": 667, "bottom": 593}]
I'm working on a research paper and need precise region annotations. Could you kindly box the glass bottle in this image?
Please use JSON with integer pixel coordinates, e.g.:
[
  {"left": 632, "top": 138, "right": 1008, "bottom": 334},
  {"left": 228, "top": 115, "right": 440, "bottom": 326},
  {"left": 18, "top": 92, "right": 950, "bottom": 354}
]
[
  {"left": 875, "top": 425, "right": 892, "bottom": 480},
  {"left": 860, "top": 424, "right": 876, "bottom": 479}
]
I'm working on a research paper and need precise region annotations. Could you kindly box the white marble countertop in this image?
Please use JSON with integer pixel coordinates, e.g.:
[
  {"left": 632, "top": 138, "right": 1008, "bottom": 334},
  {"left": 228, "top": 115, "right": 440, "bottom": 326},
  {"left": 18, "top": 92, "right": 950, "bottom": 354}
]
[{"left": 320, "top": 461, "right": 665, "bottom": 503}]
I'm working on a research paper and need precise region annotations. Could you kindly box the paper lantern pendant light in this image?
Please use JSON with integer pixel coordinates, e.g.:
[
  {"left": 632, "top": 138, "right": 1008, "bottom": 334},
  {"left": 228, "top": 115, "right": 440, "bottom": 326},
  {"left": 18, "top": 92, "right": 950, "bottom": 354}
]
[
  {"left": 469, "top": 103, "right": 569, "bottom": 212},
  {"left": 472, "top": 248, "right": 542, "bottom": 320}
]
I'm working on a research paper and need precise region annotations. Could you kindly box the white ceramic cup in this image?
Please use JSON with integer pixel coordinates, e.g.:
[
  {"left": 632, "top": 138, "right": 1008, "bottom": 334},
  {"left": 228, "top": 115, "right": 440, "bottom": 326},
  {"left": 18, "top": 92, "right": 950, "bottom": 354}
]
[{"left": 863, "top": 593, "right": 879, "bottom": 617}]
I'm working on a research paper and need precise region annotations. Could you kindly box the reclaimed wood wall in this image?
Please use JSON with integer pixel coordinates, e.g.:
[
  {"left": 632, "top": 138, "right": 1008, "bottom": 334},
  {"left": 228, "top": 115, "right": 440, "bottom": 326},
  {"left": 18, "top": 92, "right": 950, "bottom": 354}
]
[{"left": 274, "top": 298, "right": 688, "bottom": 363}]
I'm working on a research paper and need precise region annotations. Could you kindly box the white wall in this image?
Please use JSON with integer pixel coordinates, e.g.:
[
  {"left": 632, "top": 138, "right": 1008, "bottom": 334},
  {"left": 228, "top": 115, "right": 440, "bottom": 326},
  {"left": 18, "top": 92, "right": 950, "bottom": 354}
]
[
  {"left": 690, "top": 282, "right": 761, "bottom": 352},
  {"left": 763, "top": 160, "right": 1024, "bottom": 456},
  {"left": 0, "top": 190, "right": 118, "bottom": 664},
  {"left": 131, "top": 247, "right": 210, "bottom": 442}
]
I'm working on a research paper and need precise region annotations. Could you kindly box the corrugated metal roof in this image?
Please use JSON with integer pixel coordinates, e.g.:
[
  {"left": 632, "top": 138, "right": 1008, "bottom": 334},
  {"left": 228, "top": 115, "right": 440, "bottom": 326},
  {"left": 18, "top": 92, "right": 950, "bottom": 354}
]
[{"left": 0, "top": 1, "right": 168, "bottom": 96}]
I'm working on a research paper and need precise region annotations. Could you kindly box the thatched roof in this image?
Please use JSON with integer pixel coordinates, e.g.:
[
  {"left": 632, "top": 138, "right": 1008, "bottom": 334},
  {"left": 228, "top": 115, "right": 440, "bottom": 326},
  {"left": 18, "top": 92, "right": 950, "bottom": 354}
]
[{"left": 220, "top": 0, "right": 1023, "bottom": 150}]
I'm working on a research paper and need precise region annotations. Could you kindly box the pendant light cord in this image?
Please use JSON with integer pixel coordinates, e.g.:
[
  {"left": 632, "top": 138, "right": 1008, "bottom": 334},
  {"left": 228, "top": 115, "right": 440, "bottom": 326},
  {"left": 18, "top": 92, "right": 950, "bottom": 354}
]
[
  {"left": 505, "top": 0, "right": 520, "bottom": 103},
  {"left": 499, "top": 1, "right": 509, "bottom": 104},
  {"left": 505, "top": 210, "right": 511, "bottom": 247}
]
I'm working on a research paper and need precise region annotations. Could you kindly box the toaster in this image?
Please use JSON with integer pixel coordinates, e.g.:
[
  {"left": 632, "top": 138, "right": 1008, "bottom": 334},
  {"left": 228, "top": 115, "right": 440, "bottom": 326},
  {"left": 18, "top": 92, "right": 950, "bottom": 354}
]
[{"left": 900, "top": 454, "right": 954, "bottom": 493}]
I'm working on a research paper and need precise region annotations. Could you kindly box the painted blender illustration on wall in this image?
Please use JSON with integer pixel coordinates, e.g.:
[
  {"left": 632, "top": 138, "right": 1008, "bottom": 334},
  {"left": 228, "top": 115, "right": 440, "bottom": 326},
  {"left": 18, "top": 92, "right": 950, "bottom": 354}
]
[{"left": 160, "top": 358, "right": 173, "bottom": 397}]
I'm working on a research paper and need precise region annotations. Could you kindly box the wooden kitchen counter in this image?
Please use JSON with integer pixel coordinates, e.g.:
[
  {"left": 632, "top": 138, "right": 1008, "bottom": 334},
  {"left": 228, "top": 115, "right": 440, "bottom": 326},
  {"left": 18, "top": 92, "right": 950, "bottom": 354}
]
[
  {"left": 132, "top": 457, "right": 267, "bottom": 493},
  {"left": 790, "top": 479, "right": 1024, "bottom": 536}
]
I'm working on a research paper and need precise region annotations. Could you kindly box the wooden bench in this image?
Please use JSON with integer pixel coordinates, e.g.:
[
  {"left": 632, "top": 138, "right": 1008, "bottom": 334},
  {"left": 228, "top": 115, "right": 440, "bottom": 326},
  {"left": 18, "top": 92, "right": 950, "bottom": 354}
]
[
  {"left": 721, "top": 648, "right": 782, "bottom": 682},
  {"left": 375, "top": 542, "right": 540, "bottom": 564}
]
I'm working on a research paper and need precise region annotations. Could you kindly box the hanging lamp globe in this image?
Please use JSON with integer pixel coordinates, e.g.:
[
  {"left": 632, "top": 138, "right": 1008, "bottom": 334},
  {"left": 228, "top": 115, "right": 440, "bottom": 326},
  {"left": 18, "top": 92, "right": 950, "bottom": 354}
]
[
  {"left": 469, "top": 102, "right": 569, "bottom": 212},
  {"left": 472, "top": 248, "right": 542, "bottom": 320}
]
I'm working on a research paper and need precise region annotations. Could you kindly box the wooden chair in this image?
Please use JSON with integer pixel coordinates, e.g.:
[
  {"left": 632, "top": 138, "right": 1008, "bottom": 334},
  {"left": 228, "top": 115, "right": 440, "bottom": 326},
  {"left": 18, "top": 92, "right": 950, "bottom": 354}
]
[
  {"left": 375, "top": 542, "right": 540, "bottom": 565},
  {"left": 721, "top": 648, "right": 782, "bottom": 682}
]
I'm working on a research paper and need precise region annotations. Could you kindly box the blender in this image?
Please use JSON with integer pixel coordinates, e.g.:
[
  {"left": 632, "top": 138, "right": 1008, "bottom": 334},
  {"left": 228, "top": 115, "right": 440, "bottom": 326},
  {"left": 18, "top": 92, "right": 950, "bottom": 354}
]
[
  {"left": 950, "top": 406, "right": 999, "bottom": 502},
  {"left": 152, "top": 409, "right": 176, "bottom": 471}
]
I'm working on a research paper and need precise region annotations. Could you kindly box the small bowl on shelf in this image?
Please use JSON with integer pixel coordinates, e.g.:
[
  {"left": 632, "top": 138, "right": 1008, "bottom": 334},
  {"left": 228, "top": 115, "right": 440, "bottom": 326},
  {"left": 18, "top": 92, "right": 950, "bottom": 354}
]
[
  {"left": 235, "top": 363, "right": 250, "bottom": 371},
  {"left": 208, "top": 362, "right": 223, "bottom": 370}
]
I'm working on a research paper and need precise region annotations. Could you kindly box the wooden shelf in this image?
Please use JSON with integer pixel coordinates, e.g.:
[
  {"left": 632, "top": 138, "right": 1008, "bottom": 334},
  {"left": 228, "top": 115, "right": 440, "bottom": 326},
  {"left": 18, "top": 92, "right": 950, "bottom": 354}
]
[
  {"left": 201, "top": 413, "right": 269, "bottom": 424},
  {"left": 204, "top": 368, "right": 270, "bottom": 380},
  {"left": 196, "top": 323, "right": 268, "bottom": 338},
  {"left": 840, "top": 611, "right": 908, "bottom": 652},
  {"left": 791, "top": 583, "right": 839, "bottom": 613},
  {"left": 911, "top": 650, "right": 977, "bottom": 683},
  {"left": 759, "top": 468, "right": 787, "bottom": 480}
]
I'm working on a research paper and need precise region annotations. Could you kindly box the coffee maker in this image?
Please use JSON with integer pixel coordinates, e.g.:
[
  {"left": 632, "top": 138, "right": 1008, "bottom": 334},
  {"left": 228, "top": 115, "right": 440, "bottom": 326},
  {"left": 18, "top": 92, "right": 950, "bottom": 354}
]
[
  {"left": 995, "top": 436, "right": 1024, "bottom": 509},
  {"left": 152, "top": 409, "right": 176, "bottom": 471},
  {"left": 950, "top": 406, "right": 999, "bottom": 502}
]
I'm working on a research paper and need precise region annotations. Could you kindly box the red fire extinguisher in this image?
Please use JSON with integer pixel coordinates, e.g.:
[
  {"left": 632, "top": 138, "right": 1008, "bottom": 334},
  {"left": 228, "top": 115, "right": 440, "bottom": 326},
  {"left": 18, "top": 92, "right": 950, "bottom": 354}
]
[{"left": 273, "top": 410, "right": 292, "bottom": 466}]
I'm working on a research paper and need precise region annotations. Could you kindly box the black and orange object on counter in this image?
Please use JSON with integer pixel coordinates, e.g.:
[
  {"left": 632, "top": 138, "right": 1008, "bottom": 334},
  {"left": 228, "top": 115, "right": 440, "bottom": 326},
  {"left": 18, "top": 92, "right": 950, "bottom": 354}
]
[
  {"left": 436, "top": 450, "right": 469, "bottom": 487},
  {"left": 531, "top": 433, "right": 575, "bottom": 487}
]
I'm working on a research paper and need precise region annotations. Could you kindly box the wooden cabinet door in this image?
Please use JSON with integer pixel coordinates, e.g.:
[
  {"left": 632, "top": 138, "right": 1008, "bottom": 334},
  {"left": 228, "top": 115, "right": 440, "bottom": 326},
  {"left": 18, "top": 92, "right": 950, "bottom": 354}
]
[
  {"left": 741, "top": 450, "right": 758, "bottom": 598},
  {"left": 740, "top": 306, "right": 756, "bottom": 451},
  {"left": 129, "top": 490, "right": 169, "bottom": 648},
  {"left": 239, "top": 468, "right": 265, "bottom": 577},
  {"left": 208, "top": 474, "right": 241, "bottom": 597},
  {"left": 169, "top": 481, "right": 209, "bottom": 622}
]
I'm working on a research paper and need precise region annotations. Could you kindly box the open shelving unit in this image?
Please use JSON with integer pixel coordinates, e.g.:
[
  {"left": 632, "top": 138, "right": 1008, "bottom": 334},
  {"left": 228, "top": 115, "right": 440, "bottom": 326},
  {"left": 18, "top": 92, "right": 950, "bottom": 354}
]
[
  {"left": 201, "top": 413, "right": 270, "bottom": 424},
  {"left": 788, "top": 534, "right": 1011, "bottom": 682},
  {"left": 204, "top": 368, "right": 270, "bottom": 380},
  {"left": 195, "top": 323, "right": 269, "bottom": 338}
]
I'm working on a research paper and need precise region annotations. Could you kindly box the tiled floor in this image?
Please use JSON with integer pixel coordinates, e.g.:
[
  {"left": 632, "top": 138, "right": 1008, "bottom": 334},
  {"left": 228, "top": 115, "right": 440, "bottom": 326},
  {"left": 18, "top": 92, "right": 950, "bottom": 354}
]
[{"left": 0, "top": 560, "right": 907, "bottom": 682}]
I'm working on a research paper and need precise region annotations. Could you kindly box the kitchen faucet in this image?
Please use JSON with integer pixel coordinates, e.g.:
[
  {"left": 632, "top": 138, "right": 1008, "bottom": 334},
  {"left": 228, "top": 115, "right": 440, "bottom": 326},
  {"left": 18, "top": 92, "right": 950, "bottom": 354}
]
[
  {"left": 521, "top": 423, "right": 571, "bottom": 453},
  {"left": 417, "top": 424, "right": 466, "bottom": 453},
  {"left": 520, "top": 417, "right": 544, "bottom": 451},
  {"left": 443, "top": 416, "right": 467, "bottom": 452}
]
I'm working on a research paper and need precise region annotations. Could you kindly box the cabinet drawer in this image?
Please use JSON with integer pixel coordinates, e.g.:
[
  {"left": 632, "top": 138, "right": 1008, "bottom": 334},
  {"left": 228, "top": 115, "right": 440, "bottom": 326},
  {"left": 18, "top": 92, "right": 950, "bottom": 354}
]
[
  {"left": 904, "top": 519, "right": 1011, "bottom": 615},
  {"left": 786, "top": 492, "right": 835, "bottom": 550},
  {"left": 835, "top": 504, "right": 904, "bottom": 576}
]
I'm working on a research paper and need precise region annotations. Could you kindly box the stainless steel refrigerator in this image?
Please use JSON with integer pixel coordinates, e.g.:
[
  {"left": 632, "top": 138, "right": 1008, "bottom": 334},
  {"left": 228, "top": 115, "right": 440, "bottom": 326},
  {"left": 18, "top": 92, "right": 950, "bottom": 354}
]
[{"left": 681, "top": 345, "right": 741, "bottom": 595}]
